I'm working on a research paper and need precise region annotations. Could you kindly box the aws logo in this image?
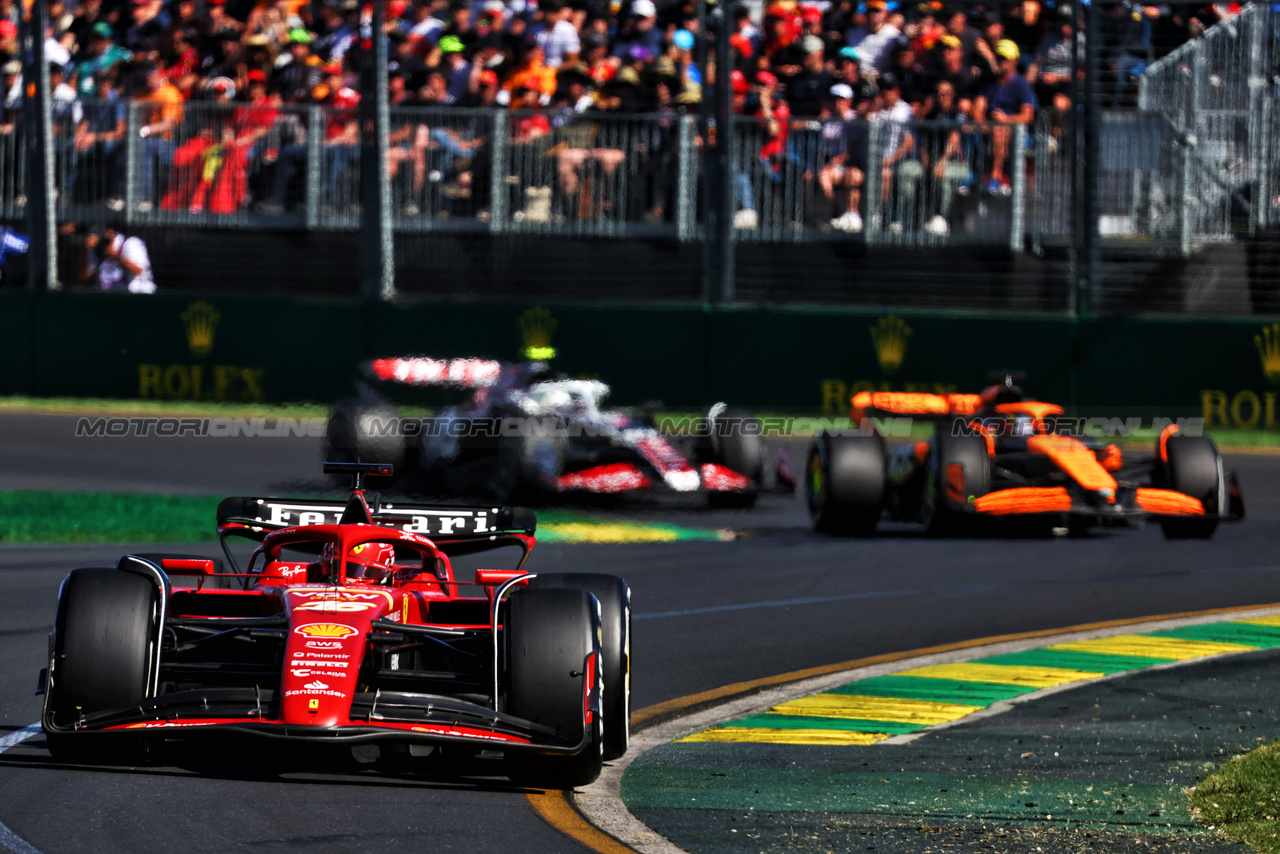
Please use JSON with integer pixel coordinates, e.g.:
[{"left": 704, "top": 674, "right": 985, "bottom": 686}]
[
  {"left": 1200, "top": 323, "right": 1280, "bottom": 428},
  {"left": 519, "top": 307, "right": 557, "bottom": 361},
  {"left": 137, "top": 301, "right": 264, "bottom": 401}
]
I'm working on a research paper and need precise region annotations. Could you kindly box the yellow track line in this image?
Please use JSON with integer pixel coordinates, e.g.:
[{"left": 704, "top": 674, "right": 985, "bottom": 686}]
[
  {"left": 527, "top": 599, "right": 1280, "bottom": 854},
  {"left": 892, "top": 662, "right": 1103, "bottom": 688}
]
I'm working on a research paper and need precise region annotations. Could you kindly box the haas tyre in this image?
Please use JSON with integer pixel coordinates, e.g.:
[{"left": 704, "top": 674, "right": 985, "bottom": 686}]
[
  {"left": 1157, "top": 434, "right": 1223, "bottom": 540},
  {"left": 44, "top": 568, "right": 157, "bottom": 762},
  {"left": 504, "top": 587, "right": 604, "bottom": 788},
  {"left": 531, "top": 574, "right": 630, "bottom": 760},
  {"left": 922, "top": 424, "right": 990, "bottom": 536},
  {"left": 708, "top": 409, "right": 765, "bottom": 509},
  {"left": 325, "top": 398, "right": 405, "bottom": 469},
  {"left": 807, "top": 431, "right": 886, "bottom": 535}
]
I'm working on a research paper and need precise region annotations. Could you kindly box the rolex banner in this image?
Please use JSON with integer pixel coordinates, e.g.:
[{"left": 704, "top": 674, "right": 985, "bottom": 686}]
[{"left": 0, "top": 292, "right": 1276, "bottom": 426}]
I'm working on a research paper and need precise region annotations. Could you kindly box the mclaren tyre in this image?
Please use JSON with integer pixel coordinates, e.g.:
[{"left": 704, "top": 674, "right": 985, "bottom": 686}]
[
  {"left": 1157, "top": 434, "right": 1223, "bottom": 540},
  {"left": 921, "top": 424, "right": 991, "bottom": 536},
  {"left": 44, "top": 568, "right": 157, "bottom": 762},
  {"left": 807, "top": 431, "right": 886, "bottom": 536},
  {"left": 503, "top": 587, "right": 604, "bottom": 789},
  {"left": 530, "top": 573, "right": 631, "bottom": 760}
]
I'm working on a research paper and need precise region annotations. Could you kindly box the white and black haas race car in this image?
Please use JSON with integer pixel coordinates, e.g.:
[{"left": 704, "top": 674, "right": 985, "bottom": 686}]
[{"left": 326, "top": 357, "right": 795, "bottom": 507}]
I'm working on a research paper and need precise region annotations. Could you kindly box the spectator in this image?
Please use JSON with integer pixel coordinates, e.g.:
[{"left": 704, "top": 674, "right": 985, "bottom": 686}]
[
  {"left": 537, "top": 0, "right": 581, "bottom": 69},
  {"left": 1029, "top": 4, "right": 1081, "bottom": 138},
  {"left": 821, "top": 82, "right": 867, "bottom": 232},
  {"left": 873, "top": 72, "right": 916, "bottom": 230},
  {"left": 136, "top": 62, "right": 184, "bottom": 211},
  {"left": 846, "top": 0, "right": 902, "bottom": 75},
  {"left": 74, "top": 69, "right": 127, "bottom": 209},
  {"left": 83, "top": 228, "right": 156, "bottom": 294},
  {"left": 929, "top": 33, "right": 976, "bottom": 115},
  {"left": 918, "top": 79, "right": 972, "bottom": 235},
  {"left": 72, "top": 23, "right": 132, "bottom": 98},
  {"left": 786, "top": 34, "right": 835, "bottom": 117},
  {"left": 972, "top": 38, "right": 1034, "bottom": 195},
  {"left": 612, "top": 0, "right": 663, "bottom": 63}
]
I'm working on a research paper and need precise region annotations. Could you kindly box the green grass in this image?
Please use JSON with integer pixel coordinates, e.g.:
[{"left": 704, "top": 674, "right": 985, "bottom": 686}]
[
  {"left": 1189, "top": 739, "right": 1280, "bottom": 852},
  {"left": 0, "top": 396, "right": 329, "bottom": 417},
  {"left": 0, "top": 491, "right": 726, "bottom": 545},
  {"left": 0, "top": 491, "right": 221, "bottom": 543}
]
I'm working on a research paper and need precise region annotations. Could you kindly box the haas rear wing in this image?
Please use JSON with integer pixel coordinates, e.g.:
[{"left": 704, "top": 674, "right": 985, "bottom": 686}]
[{"left": 365, "top": 357, "right": 504, "bottom": 388}]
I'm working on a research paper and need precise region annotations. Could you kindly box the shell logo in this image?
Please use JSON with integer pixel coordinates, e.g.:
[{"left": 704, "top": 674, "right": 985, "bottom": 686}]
[{"left": 295, "top": 623, "right": 358, "bottom": 638}]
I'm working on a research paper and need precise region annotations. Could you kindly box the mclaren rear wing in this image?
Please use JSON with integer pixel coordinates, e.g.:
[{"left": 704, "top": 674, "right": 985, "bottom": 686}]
[{"left": 850, "top": 391, "right": 986, "bottom": 423}]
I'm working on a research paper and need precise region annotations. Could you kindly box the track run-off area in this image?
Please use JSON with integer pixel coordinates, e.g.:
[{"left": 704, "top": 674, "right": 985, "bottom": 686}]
[{"left": 0, "top": 413, "right": 1279, "bottom": 853}]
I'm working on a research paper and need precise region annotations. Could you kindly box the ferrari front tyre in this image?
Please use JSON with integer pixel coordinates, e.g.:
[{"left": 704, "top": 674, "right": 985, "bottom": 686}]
[
  {"left": 922, "top": 424, "right": 990, "bottom": 536},
  {"left": 504, "top": 587, "right": 604, "bottom": 788},
  {"left": 807, "top": 431, "right": 886, "bottom": 535},
  {"left": 708, "top": 408, "right": 765, "bottom": 509},
  {"left": 45, "top": 568, "right": 157, "bottom": 762},
  {"left": 530, "top": 574, "right": 631, "bottom": 760},
  {"left": 1157, "top": 434, "right": 1222, "bottom": 540}
]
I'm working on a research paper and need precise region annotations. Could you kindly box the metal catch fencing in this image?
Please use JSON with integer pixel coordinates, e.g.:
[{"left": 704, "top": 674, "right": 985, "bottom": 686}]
[
  {"left": 9, "top": 97, "right": 1043, "bottom": 249},
  {"left": 728, "top": 114, "right": 1026, "bottom": 248},
  {"left": 1139, "top": 2, "right": 1276, "bottom": 237}
]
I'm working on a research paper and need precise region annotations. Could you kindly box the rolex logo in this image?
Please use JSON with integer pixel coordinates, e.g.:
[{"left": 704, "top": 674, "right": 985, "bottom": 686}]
[
  {"left": 181, "top": 301, "right": 220, "bottom": 358},
  {"left": 518, "top": 307, "right": 557, "bottom": 361},
  {"left": 1256, "top": 323, "right": 1280, "bottom": 385},
  {"left": 870, "top": 315, "right": 911, "bottom": 374}
]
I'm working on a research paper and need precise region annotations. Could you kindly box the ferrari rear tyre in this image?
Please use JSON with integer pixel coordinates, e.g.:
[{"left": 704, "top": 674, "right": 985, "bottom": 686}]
[
  {"left": 45, "top": 568, "right": 157, "bottom": 762},
  {"left": 708, "top": 409, "right": 765, "bottom": 509},
  {"left": 531, "top": 574, "right": 631, "bottom": 760},
  {"left": 921, "top": 424, "right": 990, "bottom": 536},
  {"left": 504, "top": 587, "right": 604, "bottom": 788},
  {"left": 807, "top": 431, "right": 886, "bottom": 535},
  {"left": 1157, "top": 434, "right": 1222, "bottom": 540}
]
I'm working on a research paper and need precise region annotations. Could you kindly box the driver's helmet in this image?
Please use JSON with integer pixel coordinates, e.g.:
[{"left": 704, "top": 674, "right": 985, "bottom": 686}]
[
  {"left": 345, "top": 541, "right": 396, "bottom": 582},
  {"left": 319, "top": 541, "right": 396, "bottom": 582}
]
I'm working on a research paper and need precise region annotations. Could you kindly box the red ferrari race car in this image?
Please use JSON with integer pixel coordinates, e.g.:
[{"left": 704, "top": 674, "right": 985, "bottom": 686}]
[
  {"left": 807, "top": 378, "right": 1245, "bottom": 538},
  {"left": 39, "top": 463, "right": 629, "bottom": 788}
]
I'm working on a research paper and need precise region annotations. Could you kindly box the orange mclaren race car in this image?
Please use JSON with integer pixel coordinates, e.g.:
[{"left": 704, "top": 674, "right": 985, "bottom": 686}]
[{"left": 806, "top": 378, "right": 1245, "bottom": 538}]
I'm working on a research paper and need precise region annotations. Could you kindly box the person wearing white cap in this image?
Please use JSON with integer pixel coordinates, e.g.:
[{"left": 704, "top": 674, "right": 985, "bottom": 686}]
[
  {"left": 612, "top": 0, "right": 663, "bottom": 62},
  {"left": 820, "top": 83, "right": 866, "bottom": 233},
  {"left": 785, "top": 34, "right": 835, "bottom": 116}
]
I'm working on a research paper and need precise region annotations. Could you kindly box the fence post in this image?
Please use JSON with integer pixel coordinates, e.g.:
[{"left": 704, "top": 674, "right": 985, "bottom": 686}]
[
  {"left": 124, "top": 101, "right": 139, "bottom": 226},
  {"left": 489, "top": 110, "right": 508, "bottom": 233},
  {"left": 865, "top": 119, "right": 883, "bottom": 245},
  {"left": 1009, "top": 122, "right": 1027, "bottom": 252},
  {"left": 1247, "top": 5, "right": 1269, "bottom": 230},
  {"left": 676, "top": 114, "right": 696, "bottom": 242},
  {"left": 305, "top": 104, "right": 321, "bottom": 230},
  {"left": 1179, "top": 135, "right": 1193, "bottom": 257}
]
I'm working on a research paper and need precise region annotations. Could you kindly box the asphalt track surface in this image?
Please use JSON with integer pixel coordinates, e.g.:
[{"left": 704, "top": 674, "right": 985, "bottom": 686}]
[{"left": 0, "top": 413, "right": 1278, "bottom": 853}]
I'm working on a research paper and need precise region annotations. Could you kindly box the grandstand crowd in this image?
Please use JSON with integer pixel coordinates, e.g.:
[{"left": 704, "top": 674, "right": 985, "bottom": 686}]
[{"left": 6, "top": 0, "right": 1246, "bottom": 231}]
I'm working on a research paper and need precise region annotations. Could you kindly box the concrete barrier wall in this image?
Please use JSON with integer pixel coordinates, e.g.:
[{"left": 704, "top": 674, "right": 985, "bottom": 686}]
[{"left": 2, "top": 293, "right": 1276, "bottom": 426}]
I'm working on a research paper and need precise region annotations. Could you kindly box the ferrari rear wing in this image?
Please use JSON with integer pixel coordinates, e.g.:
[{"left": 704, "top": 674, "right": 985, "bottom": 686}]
[{"left": 216, "top": 497, "right": 536, "bottom": 540}]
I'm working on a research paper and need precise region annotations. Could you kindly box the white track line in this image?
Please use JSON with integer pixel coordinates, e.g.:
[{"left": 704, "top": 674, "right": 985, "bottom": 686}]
[{"left": 0, "top": 724, "right": 43, "bottom": 854}]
